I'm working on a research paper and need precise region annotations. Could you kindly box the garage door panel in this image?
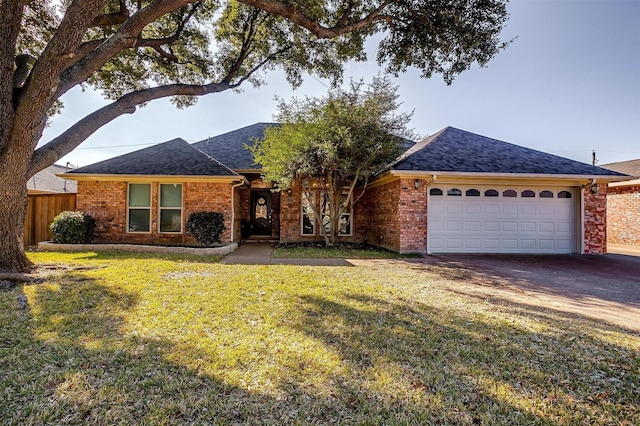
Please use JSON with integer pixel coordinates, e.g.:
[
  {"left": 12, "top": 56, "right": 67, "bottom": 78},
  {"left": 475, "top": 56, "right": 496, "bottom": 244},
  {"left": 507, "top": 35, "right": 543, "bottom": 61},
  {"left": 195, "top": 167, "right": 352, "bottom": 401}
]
[
  {"left": 503, "top": 205, "right": 518, "bottom": 214},
  {"left": 539, "top": 222, "right": 554, "bottom": 233},
  {"left": 428, "top": 185, "right": 575, "bottom": 254},
  {"left": 520, "top": 222, "right": 536, "bottom": 232}
]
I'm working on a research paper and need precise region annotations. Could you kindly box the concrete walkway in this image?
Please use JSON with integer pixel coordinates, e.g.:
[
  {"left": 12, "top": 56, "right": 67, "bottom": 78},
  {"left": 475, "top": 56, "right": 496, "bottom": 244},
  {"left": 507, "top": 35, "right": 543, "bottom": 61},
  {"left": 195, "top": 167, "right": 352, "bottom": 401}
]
[{"left": 219, "top": 243, "right": 350, "bottom": 266}]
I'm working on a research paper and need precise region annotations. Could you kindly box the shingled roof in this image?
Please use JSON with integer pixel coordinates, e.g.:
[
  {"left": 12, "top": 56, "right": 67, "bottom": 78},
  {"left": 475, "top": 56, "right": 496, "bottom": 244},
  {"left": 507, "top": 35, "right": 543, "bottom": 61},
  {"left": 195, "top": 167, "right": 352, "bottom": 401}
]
[
  {"left": 28, "top": 164, "right": 77, "bottom": 193},
  {"left": 601, "top": 158, "right": 640, "bottom": 178},
  {"left": 66, "top": 138, "right": 237, "bottom": 176},
  {"left": 392, "top": 127, "right": 629, "bottom": 177},
  {"left": 193, "top": 122, "right": 278, "bottom": 171}
]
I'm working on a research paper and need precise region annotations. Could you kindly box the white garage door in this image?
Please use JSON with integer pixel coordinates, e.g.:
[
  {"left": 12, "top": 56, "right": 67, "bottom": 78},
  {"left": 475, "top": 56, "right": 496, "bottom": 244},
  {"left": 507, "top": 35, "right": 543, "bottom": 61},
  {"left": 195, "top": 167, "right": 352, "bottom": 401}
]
[{"left": 428, "top": 186, "right": 575, "bottom": 254}]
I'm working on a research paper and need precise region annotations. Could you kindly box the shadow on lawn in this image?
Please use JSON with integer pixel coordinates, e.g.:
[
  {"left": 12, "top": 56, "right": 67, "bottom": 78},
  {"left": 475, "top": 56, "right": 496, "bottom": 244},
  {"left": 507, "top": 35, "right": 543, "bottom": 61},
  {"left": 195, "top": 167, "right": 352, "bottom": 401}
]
[
  {"left": 1, "top": 269, "right": 638, "bottom": 424},
  {"left": 291, "top": 292, "right": 639, "bottom": 424},
  {"left": 71, "top": 250, "right": 221, "bottom": 264}
]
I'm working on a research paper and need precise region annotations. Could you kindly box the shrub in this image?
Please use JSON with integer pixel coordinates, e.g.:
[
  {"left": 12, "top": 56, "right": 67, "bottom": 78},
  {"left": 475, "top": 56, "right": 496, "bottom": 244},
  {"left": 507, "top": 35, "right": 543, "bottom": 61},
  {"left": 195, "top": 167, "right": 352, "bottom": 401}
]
[
  {"left": 186, "top": 211, "right": 225, "bottom": 247},
  {"left": 50, "top": 211, "right": 96, "bottom": 244}
]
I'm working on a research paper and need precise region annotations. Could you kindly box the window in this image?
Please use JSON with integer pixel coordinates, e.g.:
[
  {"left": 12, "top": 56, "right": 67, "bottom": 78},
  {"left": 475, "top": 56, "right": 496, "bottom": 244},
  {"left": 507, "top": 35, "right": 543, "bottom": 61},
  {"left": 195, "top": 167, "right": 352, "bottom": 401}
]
[
  {"left": 301, "top": 192, "right": 316, "bottom": 235},
  {"left": 447, "top": 188, "right": 462, "bottom": 196},
  {"left": 430, "top": 188, "right": 443, "bottom": 196},
  {"left": 128, "top": 183, "right": 151, "bottom": 232},
  {"left": 159, "top": 184, "right": 183, "bottom": 232},
  {"left": 321, "top": 192, "right": 352, "bottom": 236},
  {"left": 558, "top": 190, "right": 572, "bottom": 199},
  {"left": 466, "top": 189, "right": 480, "bottom": 197},
  {"left": 521, "top": 190, "right": 536, "bottom": 198},
  {"left": 540, "top": 190, "right": 554, "bottom": 198},
  {"left": 503, "top": 189, "right": 517, "bottom": 198},
  {"left": 484, "top": 189, "right": 499, "bottom": 197}
]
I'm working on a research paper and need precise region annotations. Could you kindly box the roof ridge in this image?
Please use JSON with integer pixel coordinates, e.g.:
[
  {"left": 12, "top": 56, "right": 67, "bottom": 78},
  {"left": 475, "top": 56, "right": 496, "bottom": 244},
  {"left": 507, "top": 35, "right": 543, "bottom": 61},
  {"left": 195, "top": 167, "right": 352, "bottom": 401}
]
[
  {"left": 189, "top": 143, "right": 239, "bottom": 176},
  {"left": 388, "top": 127, "right": 448, "bottom": 168}
]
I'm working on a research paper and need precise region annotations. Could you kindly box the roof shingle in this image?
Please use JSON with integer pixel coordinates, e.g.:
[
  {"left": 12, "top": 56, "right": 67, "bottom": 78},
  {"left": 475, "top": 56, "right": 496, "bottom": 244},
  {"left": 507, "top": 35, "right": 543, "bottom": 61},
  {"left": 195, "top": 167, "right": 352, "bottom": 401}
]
[
  {"left": 67, "top": 138, "right": 237, "bottom": 176},
  {"left": 392, "top": 127, "right": 628, "bottom": 177},
  {"left": 193, "top": 122, "right": 278, "bottom": 171}
]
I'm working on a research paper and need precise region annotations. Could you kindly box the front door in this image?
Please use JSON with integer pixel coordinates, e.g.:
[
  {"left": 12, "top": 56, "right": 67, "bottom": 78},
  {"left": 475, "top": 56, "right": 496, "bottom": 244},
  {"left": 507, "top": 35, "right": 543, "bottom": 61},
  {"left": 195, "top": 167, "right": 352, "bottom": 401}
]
[{"left": 250, "top": 191, "right": 272, "bottom": 236}]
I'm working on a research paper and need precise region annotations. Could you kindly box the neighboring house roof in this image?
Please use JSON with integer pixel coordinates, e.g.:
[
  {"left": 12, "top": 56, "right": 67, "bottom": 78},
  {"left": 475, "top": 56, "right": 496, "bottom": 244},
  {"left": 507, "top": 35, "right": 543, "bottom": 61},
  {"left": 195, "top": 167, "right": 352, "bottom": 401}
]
[
  {"left": 28, "top": 164, "right": 77, "bottom": 193},
  {"left": 193, "top": 122, "right": 279, "bottom": 171},
  {"left": 66, "top": 138, "right": 238, "bottom": 176},
  {"left": 601, "top": 158, "right": 640, "bottom": 178},
  {"left": 392, "top": 127, "right": 628, "bottom": 177}
]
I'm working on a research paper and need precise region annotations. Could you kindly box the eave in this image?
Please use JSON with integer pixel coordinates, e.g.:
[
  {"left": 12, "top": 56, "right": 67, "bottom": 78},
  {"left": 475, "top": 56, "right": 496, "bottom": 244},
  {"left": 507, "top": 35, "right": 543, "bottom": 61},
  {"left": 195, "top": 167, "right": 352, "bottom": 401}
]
[
  {"left": 369, "top": 170, "right": 630, "bottom": 188},
  {"left": 57, "top": 173, "right": 249, "bottom": 185}
]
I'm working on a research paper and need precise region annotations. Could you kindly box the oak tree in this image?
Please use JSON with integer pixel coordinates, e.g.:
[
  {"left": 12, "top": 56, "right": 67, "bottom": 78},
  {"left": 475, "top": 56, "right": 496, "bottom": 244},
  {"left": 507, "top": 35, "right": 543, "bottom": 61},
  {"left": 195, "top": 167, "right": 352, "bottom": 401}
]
[{"left": 1, "top": 0, "right": 509, "bottom": 272}]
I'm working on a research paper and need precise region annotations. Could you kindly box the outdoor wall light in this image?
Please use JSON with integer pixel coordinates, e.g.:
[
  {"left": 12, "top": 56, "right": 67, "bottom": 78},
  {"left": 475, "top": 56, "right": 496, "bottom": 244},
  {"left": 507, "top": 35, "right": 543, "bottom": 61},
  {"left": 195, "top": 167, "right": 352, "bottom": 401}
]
[
  {"left": 590, "top": 184, "right": 599, "bottom": 194},
  {"left": 414, "top": 179, "right": 421, "bottom": 190}
]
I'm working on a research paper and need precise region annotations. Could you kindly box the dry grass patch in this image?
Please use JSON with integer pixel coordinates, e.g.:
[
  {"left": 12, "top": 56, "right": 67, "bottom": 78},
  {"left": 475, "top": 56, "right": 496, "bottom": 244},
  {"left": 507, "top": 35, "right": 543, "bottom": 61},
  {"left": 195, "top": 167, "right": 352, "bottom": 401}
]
[{"left": 0, "top": 251, "right": 637, "bottom": 425}]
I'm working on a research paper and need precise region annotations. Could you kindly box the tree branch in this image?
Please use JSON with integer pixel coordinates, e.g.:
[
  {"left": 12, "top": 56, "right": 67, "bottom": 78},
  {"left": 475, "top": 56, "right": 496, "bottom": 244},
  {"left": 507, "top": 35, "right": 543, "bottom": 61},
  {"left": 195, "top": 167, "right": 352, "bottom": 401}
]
[
  {"left": 55, "top": 0, "right": 196, "bottom": 99},
  {"left": 239, "top": 0, "right": 397, "bottom": 39},
  {"left": 29, "top": 79, "right": 235, "bottom": 176},
  {"left": 90, "top": 0, "right": 130, "bottom": 27}
]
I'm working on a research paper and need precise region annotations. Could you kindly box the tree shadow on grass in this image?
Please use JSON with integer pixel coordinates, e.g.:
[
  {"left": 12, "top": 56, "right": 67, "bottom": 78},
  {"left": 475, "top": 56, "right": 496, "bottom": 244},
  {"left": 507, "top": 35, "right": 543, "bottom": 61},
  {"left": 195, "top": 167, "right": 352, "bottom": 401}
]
[
  {"left": 2, "top": 268, "right": 638, "bottom": 425},
  {"left": 290, "top": 292, "right": 639, "bottom": 424}
]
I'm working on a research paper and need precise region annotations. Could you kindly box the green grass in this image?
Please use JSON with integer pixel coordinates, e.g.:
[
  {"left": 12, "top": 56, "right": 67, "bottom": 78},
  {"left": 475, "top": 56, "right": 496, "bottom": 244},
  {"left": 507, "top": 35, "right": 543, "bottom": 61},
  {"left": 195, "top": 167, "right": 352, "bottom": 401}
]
[
  {"left": 272, "top": 246, "right": 407, "bottom": 258},
  {"left": 0, "top": 251, "right": 638, "bottom": 425}
]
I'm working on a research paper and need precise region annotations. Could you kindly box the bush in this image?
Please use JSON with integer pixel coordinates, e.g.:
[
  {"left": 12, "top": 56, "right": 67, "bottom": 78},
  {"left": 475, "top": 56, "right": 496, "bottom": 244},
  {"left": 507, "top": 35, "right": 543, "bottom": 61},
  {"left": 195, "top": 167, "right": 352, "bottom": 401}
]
[
  {"left": 186, "top": 211, "right": 225, "bottom": 247},
  {"left": 50, "top": 211, "right": 96, "bottom": 244}
]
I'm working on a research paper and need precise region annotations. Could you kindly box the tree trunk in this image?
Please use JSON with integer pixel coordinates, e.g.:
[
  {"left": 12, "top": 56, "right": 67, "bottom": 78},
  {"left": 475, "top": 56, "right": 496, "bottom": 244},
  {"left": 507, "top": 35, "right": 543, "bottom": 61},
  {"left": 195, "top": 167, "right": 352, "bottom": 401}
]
[{"left": 0, "top": 165, "right": 31, "bottom": 272}]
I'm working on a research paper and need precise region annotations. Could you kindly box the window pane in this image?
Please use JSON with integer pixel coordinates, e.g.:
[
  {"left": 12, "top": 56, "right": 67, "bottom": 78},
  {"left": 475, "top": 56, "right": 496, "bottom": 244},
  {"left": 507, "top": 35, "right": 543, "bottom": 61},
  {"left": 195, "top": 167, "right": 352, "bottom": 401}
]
[
  {"left": 301, "top": 192, "right": 315, "bottom": 235},
  {"left": 540, "top": 190, "right": 554, "bottom": 198},
  {"left": 447, "top": 188, "right": 462, "bottom": 196},
  {"left": 129, "top": 209, "right": 150, "bottom": 232},
  {"left": 339, "top": 214, "right": 351, "bottom": 235},
  {"left": 503, "top": 190, "right": 517, "bottom": 198},
  {"left": 485, "top": 189, "right": 499, "bottom": 197},
  {"left": 466, "top": 189, "right": 480, "bottom": 196},
  {"left": 430, "top": 188, "right": 443, "bottom": 196},
  {"left": 521, "top": 190, "right": 536, "bottom": 198},
  {"left": 558, "top": 190, "right": 572, "bottom": 199},
  {"left": 160, "top": 184, "right": 182, "bottom": 207},
  {"left": 129, "top": 184, "right": 150, "bottom": 207},
  {"left": 160, "top": 209, "right": 181, "bottom": 232}
]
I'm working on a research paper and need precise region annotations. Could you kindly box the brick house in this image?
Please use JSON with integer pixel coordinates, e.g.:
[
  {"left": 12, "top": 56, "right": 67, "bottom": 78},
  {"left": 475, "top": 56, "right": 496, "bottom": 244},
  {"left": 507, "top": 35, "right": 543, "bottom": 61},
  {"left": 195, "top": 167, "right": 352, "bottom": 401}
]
[
  {"left": 601, "top": 159, "right": 640, "bottom": 247},
  {"left": 60, "top": 123, "right": 628, "bottom": 254}
]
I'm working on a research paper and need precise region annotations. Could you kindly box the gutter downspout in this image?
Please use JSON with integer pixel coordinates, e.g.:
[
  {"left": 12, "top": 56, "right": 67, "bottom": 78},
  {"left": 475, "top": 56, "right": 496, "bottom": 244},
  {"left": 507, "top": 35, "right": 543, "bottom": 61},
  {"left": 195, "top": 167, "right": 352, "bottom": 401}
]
[{"left": 230, "top": 180, "right": 246, "bottom": 243}]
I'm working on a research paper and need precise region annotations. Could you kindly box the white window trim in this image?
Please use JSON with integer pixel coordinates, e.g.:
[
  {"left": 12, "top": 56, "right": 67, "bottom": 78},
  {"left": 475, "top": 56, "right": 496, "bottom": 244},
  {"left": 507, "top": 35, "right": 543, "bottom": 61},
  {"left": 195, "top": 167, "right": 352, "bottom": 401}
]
[
  {"left": 127, "top": 183, "right": 151, "bottom": 234},
  {"left": 158, "top": 183, "right": 183, "bottom": 234}
]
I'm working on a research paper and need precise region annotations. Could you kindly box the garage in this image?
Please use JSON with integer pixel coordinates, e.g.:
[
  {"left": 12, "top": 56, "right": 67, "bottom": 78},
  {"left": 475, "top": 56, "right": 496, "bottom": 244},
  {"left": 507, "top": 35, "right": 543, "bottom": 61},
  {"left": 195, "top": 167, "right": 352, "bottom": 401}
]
[{"left": 428, "top": 185, "right": 576, "bottom": 254}]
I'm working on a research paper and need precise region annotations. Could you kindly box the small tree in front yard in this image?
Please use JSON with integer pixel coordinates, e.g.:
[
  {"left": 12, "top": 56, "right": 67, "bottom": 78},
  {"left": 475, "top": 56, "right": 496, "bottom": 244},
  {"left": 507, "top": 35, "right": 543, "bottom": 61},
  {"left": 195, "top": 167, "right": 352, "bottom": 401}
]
[
  {"left": 251, "top": 76, "right": 414, "bottom": 246},
  {"left": 186, "top": 212, "right": 225, "bottom": 247}
]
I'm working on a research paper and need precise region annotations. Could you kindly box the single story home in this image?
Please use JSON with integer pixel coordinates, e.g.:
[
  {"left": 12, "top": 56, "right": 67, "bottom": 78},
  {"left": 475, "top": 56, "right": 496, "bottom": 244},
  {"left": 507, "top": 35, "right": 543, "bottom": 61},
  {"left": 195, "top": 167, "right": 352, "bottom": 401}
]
[
  {"left": 28, "top": 163, "right": 77, "bottom": 194},
  {"left": 601, "top": 159, "right": 640, "bottom": 247},
  {"left": 60, "top": 123, "right": 628, "bottom": 254}
]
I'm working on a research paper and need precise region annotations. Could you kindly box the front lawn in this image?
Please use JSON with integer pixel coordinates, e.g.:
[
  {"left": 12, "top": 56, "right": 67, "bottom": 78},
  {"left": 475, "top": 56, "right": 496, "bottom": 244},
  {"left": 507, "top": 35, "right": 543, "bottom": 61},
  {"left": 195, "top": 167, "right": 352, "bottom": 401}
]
[{"left": 1, "top": 251, "right": 638, "bottom": 425}]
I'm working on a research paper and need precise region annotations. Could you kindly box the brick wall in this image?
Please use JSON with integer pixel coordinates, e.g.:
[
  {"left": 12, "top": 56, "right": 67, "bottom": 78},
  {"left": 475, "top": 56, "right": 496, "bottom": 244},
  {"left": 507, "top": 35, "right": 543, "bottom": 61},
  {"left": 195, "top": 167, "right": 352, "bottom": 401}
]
[
  {"left": 397, "top": 178, "right": 428, "bottom": 253},
  {"left": 358, "top": 180, "right": 402, "bottom": 252},
  {"left": 607, "top": 184, "right": 640, "bottom": 246},
  {"left": 583, "top": 183, "right": 608, "bottom": 254},
  {"left": 76, "top": 180, "right": 239, "bottom": 244}
]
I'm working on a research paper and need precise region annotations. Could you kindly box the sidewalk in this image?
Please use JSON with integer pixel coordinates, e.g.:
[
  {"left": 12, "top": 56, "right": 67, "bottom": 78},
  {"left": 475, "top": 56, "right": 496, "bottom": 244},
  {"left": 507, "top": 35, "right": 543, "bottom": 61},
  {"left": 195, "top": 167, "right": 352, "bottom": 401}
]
[{"left": 219, "top": 243, "right": 351, "bottom": 266}]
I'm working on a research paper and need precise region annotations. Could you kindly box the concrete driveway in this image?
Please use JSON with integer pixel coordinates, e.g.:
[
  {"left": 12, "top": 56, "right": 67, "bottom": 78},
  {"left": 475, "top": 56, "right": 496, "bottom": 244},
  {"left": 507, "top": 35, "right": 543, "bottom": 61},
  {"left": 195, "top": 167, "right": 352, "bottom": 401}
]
[{"left": 350, "top": 254, "right": 640, "bottom": 333}]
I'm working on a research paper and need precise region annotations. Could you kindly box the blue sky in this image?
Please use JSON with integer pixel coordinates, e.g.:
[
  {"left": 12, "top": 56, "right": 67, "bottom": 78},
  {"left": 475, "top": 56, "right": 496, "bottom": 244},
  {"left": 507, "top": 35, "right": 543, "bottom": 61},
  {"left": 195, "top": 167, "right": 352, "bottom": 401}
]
[{"left": 42, "top": 0, "right": 640, "bottom": 168}]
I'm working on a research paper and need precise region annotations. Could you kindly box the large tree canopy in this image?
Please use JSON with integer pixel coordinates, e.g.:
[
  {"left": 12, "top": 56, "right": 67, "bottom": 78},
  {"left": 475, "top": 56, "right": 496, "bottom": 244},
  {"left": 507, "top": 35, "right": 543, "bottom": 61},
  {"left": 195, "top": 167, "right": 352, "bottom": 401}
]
[
  {"left": 1, "top": 0, "right": 510, "bottom": 272},
  {"left": 252, "top": 76, "right": 413, "bottom": 246}
]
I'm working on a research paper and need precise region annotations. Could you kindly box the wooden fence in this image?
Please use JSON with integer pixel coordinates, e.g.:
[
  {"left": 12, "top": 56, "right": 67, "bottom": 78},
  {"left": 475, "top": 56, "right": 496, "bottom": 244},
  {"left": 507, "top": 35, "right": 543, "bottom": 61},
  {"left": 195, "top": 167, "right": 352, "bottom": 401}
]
[{"left": 23, "top": 193, "right": 77, "bottom": 246}]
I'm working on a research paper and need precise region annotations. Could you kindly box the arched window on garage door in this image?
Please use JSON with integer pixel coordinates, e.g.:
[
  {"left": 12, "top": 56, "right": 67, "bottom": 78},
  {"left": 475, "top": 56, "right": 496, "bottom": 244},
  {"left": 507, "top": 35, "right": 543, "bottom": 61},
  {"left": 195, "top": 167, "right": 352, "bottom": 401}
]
[
  {"left": 430, "top": 188, "right": 443, "bottom": 196},
  {"left": 558, "top": 191, "right": 572, "bottom": 198}
]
